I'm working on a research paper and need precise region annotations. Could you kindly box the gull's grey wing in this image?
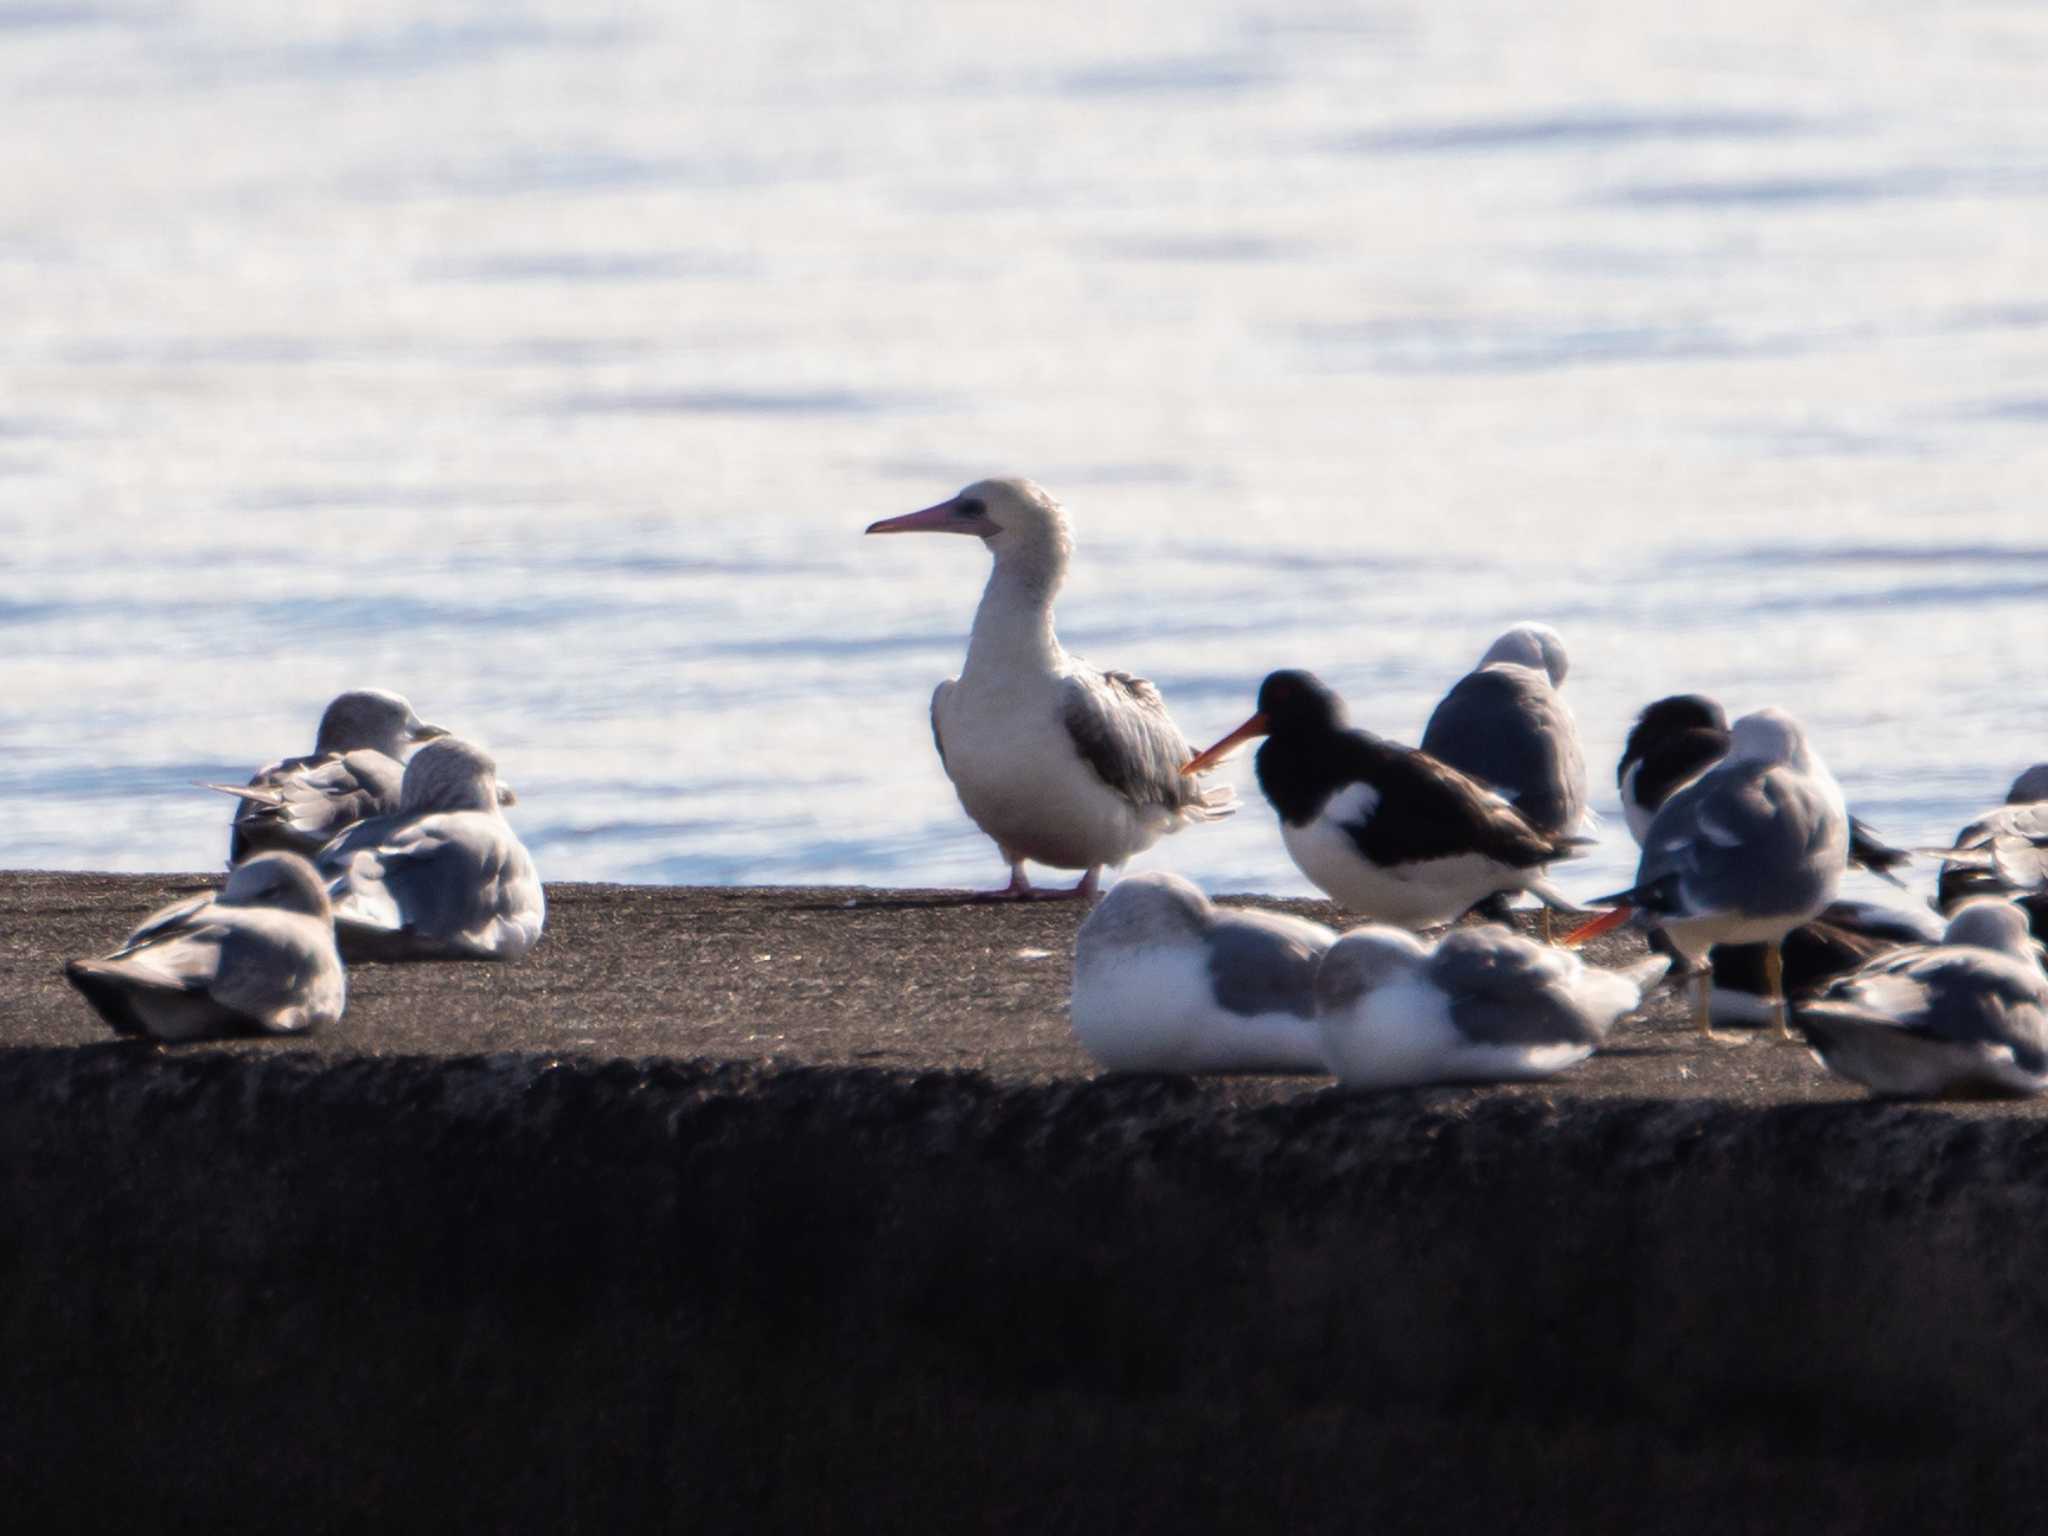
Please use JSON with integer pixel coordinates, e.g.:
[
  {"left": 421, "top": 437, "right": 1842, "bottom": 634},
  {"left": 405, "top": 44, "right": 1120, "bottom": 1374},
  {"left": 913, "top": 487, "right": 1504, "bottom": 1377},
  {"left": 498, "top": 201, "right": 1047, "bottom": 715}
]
[
  {"left": 204, "top": 911, "right": 345, "bottom": 1034},
  {"left": 1633, "top": 761, "right": 1844, "bottom": 922},
  {"left": 230, "top": 749, "right": 406, "bottom": 863},
  {"left": 1204, "top": 911, "right": 1331, "bottom": 1020},
  {"left": 1420, "top": 668, "right": 1588, "bottom": 836},
  {"left": 1427, "top": 925, "right": 1606, "bottom": 1046},
  {"left": 1060, "top": 666, "right": 1205, "bottom": 813}
]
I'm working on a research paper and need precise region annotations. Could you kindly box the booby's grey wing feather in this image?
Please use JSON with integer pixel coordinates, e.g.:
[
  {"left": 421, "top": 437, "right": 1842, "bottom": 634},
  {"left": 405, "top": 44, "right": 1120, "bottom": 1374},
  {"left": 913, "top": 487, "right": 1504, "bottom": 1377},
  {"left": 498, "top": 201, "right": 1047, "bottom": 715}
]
[{"left": 1060, "top": 667, "right": 1201, "bottom": 813}]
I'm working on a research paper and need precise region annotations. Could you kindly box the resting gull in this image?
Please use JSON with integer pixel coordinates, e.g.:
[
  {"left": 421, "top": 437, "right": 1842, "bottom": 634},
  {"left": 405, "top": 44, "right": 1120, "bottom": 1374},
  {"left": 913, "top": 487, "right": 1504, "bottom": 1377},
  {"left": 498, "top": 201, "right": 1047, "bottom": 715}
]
[
  {"left": 1419, "top": 623, "right": 1589, "bottom": 839},
  {"left": 1314, "top": 921, "right": 1668, "bottom": 1089},
  {"left": 64, "top": 851, "right": 346, "bottom": 1042},
  {"left": 1070, "top": 870, "right": 1335, "bottom": 1073},
  {"left": 1184, "top": 669, "right": 1585, "bottom": 929},
  {"left": 314, "top": 736, "right": 544, "bottom": 962},
  {"left": 1795, "top": 898, "right": 2048, "bottom": 1099},
  {"left": 865, "top": 477, "right": 1233, "bottom": 899}
]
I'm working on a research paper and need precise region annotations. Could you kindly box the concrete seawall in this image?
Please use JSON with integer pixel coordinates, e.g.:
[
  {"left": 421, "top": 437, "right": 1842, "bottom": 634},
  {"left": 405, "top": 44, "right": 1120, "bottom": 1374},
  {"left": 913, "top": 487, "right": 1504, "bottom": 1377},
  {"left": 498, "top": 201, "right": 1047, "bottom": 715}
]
[{"left": 5, "top": 875, "right": 2047, "bottom": 1532}]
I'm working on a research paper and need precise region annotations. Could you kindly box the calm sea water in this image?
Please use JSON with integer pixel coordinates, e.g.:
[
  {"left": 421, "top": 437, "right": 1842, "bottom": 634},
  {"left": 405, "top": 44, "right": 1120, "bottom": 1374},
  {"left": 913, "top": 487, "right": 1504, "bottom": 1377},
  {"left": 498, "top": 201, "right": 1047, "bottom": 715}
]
[{"left": 5, "top": 2, "right": 2046, "bottom": 907}]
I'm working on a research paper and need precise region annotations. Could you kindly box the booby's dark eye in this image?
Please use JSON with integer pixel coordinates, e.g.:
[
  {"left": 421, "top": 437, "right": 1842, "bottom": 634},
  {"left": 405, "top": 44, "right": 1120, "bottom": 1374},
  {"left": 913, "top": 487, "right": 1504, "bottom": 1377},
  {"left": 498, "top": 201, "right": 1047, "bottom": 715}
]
[{"left": 957, "top": 497, "right": 986, "bottom": 518}]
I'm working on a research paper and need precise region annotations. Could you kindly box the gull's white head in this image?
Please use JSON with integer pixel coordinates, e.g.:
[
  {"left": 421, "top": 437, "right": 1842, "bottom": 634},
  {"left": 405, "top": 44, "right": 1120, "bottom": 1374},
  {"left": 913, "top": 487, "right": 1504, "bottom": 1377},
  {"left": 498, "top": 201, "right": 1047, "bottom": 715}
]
[
  {"left": 1077, "top": 871, "right": 1212, "bottom": 951},
  {"left": 1942, "top": 897, "right": 2041, "bottom": 963},
  {"left": 399, "top": 736, "right": 506, "bottom": 815},
  {"left": 2007, "top": 764, "right": 2048, "bottom": 805},
  {"left": 220, "top": 850, "right": 333, "bottom": 920},
  {"left": 314, "top": 689, "right": 447, "bottom": 759},
  {"left": 1726, "top": 707, "right": 1814, "bottom": 768},
  {"left": 1478, "top": 623, "right": 1569, "bottom": 688},
  {"left": 866, "top": 477, "right": 1073, "bottom": 588},
  {"left": 1313, "top": 925, "right": 1431, "bottom": 1015}
]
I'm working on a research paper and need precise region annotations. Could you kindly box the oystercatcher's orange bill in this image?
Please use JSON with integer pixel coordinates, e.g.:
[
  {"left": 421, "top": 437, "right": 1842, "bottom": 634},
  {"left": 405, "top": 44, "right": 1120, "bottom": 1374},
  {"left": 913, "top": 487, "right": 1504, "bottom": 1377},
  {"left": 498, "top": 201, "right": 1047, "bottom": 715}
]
[
  {"left": 1559, "top": 904, "right": 1634, "bottom": 948},
  {"left": 1183, "top": 711, "right": 1271, "bottom": 776}
]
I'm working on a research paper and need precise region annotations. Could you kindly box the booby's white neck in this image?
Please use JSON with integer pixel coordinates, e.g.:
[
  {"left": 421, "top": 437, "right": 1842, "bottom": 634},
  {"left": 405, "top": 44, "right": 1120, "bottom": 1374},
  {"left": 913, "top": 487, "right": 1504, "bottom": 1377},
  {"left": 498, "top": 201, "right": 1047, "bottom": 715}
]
[{"left": 962, "top": 545, "right": 1066, "bottom": 679}]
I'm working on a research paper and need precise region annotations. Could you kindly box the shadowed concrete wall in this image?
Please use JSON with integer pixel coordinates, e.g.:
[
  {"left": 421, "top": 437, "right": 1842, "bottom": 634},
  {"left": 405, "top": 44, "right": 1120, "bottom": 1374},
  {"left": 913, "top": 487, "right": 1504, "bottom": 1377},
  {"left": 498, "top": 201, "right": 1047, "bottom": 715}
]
[{"left": 3, "top": 1046, "right": 2046, "bottom": 1533}]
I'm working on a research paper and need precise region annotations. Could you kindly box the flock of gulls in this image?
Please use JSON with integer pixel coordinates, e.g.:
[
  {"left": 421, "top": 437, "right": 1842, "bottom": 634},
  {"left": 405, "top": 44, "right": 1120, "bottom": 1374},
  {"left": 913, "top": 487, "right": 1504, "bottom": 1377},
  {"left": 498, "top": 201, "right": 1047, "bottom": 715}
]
[
  {"left": 60, "top": 475, "right": 2048, "bottom": 1102},
  {"left": 65, "top": 701, "right": 542, "bottom": 1042}
]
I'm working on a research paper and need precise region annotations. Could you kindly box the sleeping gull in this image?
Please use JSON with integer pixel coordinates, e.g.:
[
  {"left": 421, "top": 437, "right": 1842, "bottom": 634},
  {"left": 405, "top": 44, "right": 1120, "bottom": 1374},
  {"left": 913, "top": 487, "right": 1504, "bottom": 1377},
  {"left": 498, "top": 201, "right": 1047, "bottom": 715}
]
[
  {"left": 1568, "top": 707, "right": 1849, "bottom": 1041},
  {"left": 865, "top": 477, "right": 1234, "bottom": 899},
  {"left": 203, "top": 688, "right": 450, "bottom": 865},
  {"left": 1183, "top": 669, "right": 1585, "bottom": 929},
  {"left": 1070, "top": 870, "right": 1334, "bottom": 1073},
  {"left": 1314, "top": 921, "right": 1668, "bottom": 1089},
  {"left": 314, "top": 736, "right": 544, "bottom": 962},
  {"left": 64, "top": 851, "right": 346, "bottom": 1042},
  {"left": 1419, "top": 623, "right": 1589, "bottom": 838},
  {"left": 1616, "top": 691, "right": 1909, "bottom": 882},
  {"left": 1795, "top": 897, "right": 2048, "bottom": 1099}
]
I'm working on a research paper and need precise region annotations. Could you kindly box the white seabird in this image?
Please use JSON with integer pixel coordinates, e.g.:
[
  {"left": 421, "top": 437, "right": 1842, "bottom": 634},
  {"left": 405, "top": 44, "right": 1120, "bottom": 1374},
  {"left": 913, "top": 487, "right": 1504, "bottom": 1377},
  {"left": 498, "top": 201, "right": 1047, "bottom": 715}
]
[
  {"left": 1568, "top": 707, "right": 1850, "bottom": 1041},
  {"left": 1070, "top": 870, "right": 1335, "bottom": 1073},
  {"left": 64, "top": 851, "right": 346, "bottom": 1042},
  {"left": 1795, "top": 898, "right": 2048, "bottom": 1099},
  {"left": 866, "top": 477, "right": 1234, "bottom": 899},
  {"left": 204, "top": 688, "right": 451, "bottom": 865},
  {"left": 1314, "top": 921, "right": 1668, "bottom": 1089},
  {"left": 314, "top": 736, "right": 544, "bottom": 962}
]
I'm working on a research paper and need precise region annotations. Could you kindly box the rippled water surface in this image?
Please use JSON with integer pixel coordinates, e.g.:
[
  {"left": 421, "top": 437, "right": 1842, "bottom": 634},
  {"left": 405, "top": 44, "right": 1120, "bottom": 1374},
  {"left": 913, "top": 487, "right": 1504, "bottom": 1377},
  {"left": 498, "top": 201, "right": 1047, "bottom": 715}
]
[{"left": 6, "top": 2, "right": 2047, "bottom": 905}]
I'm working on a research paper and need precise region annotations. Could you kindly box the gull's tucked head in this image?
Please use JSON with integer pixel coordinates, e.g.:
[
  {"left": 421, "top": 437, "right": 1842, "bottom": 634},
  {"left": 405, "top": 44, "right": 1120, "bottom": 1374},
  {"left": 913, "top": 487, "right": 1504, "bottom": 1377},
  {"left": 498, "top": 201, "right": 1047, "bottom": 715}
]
[
  {"left": 220, "top": 851, "right": 333, "bottom": 920},
  {"left": 1314, "top": 925, "right": 1431, "bottom": 1015},
  {"left": 1479, "top": 623, "right": 1569, "bottom": 688},
  {"left": 1726, "top": 707, "right": 1811, "bottom": 769},
  {"left": 1077, "top": 871, "right": 1211, "bottom": 953},
  {"left": 315, "top": 689, "right": 446, "bottom": 759},
  {"left": 1943, "top": 897, "right": 2041, "bottom": 963},
  {"left": 399, "top": 736, "right": 505, "bottom": 815}
]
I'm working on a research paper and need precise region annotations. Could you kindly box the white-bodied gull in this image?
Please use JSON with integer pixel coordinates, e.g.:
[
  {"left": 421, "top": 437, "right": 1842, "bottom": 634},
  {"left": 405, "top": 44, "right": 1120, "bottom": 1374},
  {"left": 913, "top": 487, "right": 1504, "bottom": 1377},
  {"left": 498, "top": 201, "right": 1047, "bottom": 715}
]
[
  {"left": 1070, "top": 871, "right": 1335, "bottom": 1073},
  {"left": 1184, "top": 669, "right": 1585, "bottom": 929},
  {"left": 65, "top": 851, "right": 346, "bottom": 1042},
  {"left": 314, "top": 736, "right": 544, "bottom": 962},
  {"left": 866, "top": 477, "right": 1234, "bottom": 899},
  {"left": 203, "top": 688, "right": 450, "bottom": 865},
  {"left": 1314, "top": 921, "right": 1668, "bottom": 1089},
  {"left": 1568, "top": 707, "right": 1850, "bottom": 1041},
  {"left": 1795, "top": 898, "right": 2048, "bottom": 1099}
]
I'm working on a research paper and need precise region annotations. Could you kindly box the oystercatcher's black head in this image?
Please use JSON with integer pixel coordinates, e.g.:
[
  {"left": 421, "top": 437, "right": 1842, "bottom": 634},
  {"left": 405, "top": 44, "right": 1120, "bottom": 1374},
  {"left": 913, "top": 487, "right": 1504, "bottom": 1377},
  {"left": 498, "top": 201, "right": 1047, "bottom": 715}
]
[{"left": 1255, "top": 670, "right": 1345, "bottom": 734}]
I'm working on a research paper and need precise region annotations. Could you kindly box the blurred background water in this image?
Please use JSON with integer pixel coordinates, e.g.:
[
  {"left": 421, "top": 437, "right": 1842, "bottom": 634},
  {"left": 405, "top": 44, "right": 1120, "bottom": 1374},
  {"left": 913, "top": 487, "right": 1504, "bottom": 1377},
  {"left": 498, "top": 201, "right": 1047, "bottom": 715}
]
[{"left": 4, "top": 1, "right": 2045, "bottom": 903}]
